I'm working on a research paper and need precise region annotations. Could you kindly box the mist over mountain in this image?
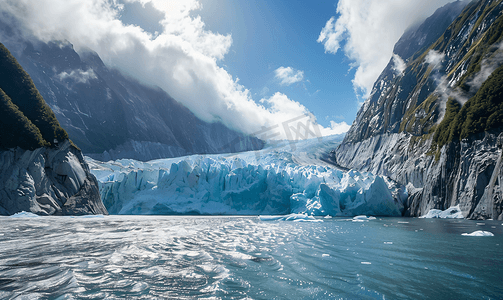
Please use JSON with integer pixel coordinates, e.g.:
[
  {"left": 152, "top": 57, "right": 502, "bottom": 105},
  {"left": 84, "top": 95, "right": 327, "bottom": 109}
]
[
  {"left": 0, "top": 20, "right": 263, "bottom": 161},
  {"left": 333, "top": 0, "right": 503, "bottom": 220}
]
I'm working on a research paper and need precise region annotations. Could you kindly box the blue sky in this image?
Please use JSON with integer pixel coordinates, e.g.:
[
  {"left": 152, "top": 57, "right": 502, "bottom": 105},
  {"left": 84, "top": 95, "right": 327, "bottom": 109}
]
[
  {"left": 4, "top": 0, "right": 456, "bottom": 139},
  {"left": 120, "top": 0, "right": 357, "bottom": 128},
  {"left": 194, "top": 0, "right": 357, "bottom": 127}
]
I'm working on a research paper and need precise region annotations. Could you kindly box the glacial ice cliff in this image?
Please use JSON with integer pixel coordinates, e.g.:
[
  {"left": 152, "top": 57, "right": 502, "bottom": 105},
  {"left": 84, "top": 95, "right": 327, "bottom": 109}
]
[
  {"left": 87, "top": 135, "right": 407, "bottom": 216},
  {"left": 0, "top": 140, "right": 108, "bottom": 216}
]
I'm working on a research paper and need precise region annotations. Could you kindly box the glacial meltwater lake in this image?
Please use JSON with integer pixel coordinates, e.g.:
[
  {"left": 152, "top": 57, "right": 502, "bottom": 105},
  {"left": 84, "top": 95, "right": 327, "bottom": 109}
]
[{"left": 0, "top": 215, "right": 502, "bottom": 299}]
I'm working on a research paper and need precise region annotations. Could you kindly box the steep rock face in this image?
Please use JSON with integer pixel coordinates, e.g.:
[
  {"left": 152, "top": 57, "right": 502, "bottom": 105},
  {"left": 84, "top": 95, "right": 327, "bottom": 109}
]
[
  {"left": 334, "top": 0, "right": 503, "bottom": 219},
  {"left": 0, "top": 20, "right": 263, "bottom": 161},
  {"left": 0, "top": 140, "right": 107, "bottom": 215},
  {"left": 0, "top": 42, "right": 107, "bottom": 216},
  {"left": 334, "top": 131, "right": 502, "bottom": 219}
]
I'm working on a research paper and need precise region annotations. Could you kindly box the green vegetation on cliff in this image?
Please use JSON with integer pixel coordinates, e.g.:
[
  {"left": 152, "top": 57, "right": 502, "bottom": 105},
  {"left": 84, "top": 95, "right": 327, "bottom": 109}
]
[
  {"left": 399, "top": 0, "right": 503, "bottom": 152},
  {"left": 434, "top": 64, "right": 503, "bottom": 147},
  {"left": 432, "top": 98, "right": 461, "bottom": 146},
  {"left": 450, "top": 64, "right": 503, "bottom": 140},
  {"left": 0, "top": 88, "right": 48, "bottom": 150},
  {"left": 0, "top": 43, "right": 68, "bottom": 150}
]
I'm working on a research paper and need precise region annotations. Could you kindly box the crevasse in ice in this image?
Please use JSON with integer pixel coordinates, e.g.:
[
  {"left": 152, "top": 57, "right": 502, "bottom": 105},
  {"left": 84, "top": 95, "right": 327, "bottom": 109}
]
[{"left": 87, "top": 135, "right": 408, "bottom": 216}]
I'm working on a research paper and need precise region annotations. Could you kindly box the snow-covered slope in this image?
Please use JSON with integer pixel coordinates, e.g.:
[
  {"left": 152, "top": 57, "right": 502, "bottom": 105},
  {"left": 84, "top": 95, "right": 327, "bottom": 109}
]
[{"left": 87, "top": 134, "right": 407, "bottom": 216}]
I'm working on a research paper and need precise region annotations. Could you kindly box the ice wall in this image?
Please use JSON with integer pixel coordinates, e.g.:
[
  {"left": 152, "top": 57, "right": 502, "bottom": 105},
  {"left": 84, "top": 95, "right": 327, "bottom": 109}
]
[{"left": 87, "top": 135, "right": 407, "bottom": 216}]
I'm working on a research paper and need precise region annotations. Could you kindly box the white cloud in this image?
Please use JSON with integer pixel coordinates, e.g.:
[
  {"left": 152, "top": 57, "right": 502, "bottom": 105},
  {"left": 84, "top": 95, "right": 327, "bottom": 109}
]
[
  {"left": 466, "top": 41, "right": 503, "bottom": 91},
  {"left": 392, "top": 54, "right": 406, "bottom": 75},
  {"left": 274, "top": 66, "right": 304, "bottom": 86},
  {"left": 425, "top": 50, "right": 445, "bottom": 69},
  {"left": 57, "top": 68, "right": 97, "bottom": 83},
  {"left": 319, "top": 120, "right": 351, "bottom": 136},
  {"left": 1, "top": 0, "right": 346, "bottom": 139},
  {"left": 317, "top": 0, "right": 456, "bottom": 100},
  {"left": 432, "top": 42, "right": 503, "bottom": 116}
]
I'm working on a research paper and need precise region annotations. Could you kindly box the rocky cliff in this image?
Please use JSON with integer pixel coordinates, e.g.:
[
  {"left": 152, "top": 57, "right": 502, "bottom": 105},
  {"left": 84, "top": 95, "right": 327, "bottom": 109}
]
[
  {"left": 0, "top": 43, "right": 107, "bottom": 215},
  {"left": 0, "top": 140, "right": 107, "bottom": 215},
  {"left": 333, "top": 0, "right": 503, "bottom": 219}
]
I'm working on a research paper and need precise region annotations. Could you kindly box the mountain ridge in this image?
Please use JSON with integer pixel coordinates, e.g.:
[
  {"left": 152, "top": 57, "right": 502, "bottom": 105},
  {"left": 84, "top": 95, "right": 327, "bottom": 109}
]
[
  {"left": 334, "top": 0, "right": 503, "bottom": 219},
  {"left": 0, "top": 21, "right": 263, "bottom": 161}
]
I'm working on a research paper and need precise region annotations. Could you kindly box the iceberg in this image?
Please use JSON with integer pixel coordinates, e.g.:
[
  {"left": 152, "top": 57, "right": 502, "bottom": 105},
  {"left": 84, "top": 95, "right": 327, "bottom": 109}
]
[
  {"left": 87, "top": 135, "right": 407, "bottom": 216},
  {"left": 419, "top": 205, "right": 464, "bottom": 219},
  {"left": 9, "top": 211, "right": 40, "bottom": 218},
  {"left": 461, "top": 231, "right": 494, "bottom": 237},
  {"left": 352, "top": 215, "right": 377, "bottom": 222}
]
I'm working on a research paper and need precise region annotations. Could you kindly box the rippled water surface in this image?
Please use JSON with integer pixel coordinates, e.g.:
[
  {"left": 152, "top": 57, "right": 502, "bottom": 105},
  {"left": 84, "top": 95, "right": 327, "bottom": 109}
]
[{"left": 1, "top": 215, "right": 502, "bottom": 299}]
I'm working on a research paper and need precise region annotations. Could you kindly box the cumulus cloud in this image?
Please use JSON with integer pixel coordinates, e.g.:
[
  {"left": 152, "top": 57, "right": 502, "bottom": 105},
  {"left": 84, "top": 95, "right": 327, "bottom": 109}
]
[
  {"left": 274, "top": 66, "right": 304, "bottom": 86},
  {"left": 317, "top": 0, "right": 456, "bottom": 100},
  {"left": 0, "top": 0, "right": 348, "bottom": 139}
]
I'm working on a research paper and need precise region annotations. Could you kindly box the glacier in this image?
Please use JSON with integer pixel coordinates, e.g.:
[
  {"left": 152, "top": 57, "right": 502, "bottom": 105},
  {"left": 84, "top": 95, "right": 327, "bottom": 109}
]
[{"left": 87, "top": 134, "right": 408, "bottom": 216}]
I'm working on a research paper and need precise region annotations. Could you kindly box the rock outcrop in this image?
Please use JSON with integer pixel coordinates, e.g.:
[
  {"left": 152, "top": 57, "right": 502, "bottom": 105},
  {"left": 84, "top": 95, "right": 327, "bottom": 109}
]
[
  {"left": 0, "top": 42, "right": 107, "bottom": 216},
  {"left": 0, "top": 140, "right": 107, "bottom": 215},
  {"left": 333, "top": 0, "right": 503, "bottom": 219}
]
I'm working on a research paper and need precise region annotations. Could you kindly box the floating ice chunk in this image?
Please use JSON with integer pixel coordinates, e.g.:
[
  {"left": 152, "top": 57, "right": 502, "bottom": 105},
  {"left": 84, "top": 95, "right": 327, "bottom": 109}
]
[
  {"left": 259, "top": 213, "right": 322, "bottom": 222},
  {"left": 9, "top": 211, "right": 40, "bottom": 218},
  {"left": 293, "top": 218, "right": 323, "bottom": 223},
  {"left": 420, "top": 205, "right": 464, "bottom": 219},
  {"left": 324, "top": 215, "right": 332, "bottom": 219},
  {"left": 461, "top": 231, "right": 494, "bottom": 237},
  {"left": 353, "top": 215, "right": 376, "bottom": 221},
  {"left": 285, "top": 213, "right": 315, "bottom": 221}
]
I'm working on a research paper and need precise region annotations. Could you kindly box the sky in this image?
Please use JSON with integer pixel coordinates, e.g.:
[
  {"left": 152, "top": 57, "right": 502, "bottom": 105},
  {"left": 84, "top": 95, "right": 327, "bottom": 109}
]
[{"left": 1, "top": 0, "right": 457, "bottom": 140}]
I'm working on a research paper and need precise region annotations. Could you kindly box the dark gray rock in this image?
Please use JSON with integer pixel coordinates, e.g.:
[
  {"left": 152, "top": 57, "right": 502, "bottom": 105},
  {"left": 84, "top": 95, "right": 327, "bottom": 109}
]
[
  {"left": 0, "top": 140, "right": 108, "bottom": 216},
  {"left": 334, "top": 131, "right": 503, "bottom": 219}
]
